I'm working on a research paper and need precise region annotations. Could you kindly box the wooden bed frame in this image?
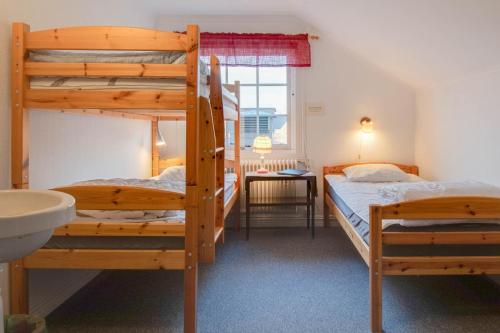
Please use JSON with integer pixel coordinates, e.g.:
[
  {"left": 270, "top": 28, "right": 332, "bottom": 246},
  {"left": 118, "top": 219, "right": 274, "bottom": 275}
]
[
  {"left": 323, "top": 163, "right": 500, "bottom": 333},
  {"left": 10, "top": 23, "right": 240, "bottom": 333}
]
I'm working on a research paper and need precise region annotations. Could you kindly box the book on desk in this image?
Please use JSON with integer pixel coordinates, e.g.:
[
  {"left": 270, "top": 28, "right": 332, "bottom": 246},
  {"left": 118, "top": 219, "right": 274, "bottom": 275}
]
[{"left": 277, "top": 169, "right": 309, "bottom": 176}]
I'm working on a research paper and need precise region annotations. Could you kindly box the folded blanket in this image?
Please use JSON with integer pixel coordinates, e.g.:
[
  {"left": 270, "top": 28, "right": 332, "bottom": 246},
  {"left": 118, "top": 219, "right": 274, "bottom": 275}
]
[{"left": 379, "top": 180, "right": 500, "bottom": 202}]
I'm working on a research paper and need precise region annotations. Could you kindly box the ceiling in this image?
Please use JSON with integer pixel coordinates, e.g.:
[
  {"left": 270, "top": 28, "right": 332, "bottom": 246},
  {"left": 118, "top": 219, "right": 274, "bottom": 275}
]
[
  {"left": 12, "top": 0, "right": 500, "bottom": 88},
  {"left": 143, "top": 0, "right": 500, "bottom": 88}
]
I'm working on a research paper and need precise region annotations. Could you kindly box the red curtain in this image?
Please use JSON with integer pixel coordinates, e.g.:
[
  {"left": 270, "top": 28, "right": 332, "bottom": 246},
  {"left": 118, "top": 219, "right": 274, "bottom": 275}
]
[{"left": 200, "top": 32, "right": 311, "bottom": 67}]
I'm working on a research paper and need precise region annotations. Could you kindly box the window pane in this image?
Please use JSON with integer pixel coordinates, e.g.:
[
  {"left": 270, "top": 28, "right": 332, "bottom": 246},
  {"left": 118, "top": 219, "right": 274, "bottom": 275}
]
[
  {"left": 240, "top": 109, "right": 258, "bottom": 148},
  {"left": 259, "top": 86, "right": 287, "bottom": 115},
  {"left": 259, "top": 67, "right": 287, "bottom": 84},
  {"left": 228, "top": 66, "right": 257, "bottom": 84},
  {"left": 240, "top": 86, "right": 257, "bottom": 109}
]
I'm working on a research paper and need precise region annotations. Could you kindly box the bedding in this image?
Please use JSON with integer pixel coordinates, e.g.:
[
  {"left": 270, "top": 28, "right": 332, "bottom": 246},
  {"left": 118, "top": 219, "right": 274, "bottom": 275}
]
[
  {"left": 326, "top": 175, "right": 500, "bottom": 252},
  {"left": 28, "top": 50, "right": 209, "bottom": 90},
  {"left": 326, "top": 174, "right": 500, "bottom": 230},
  {"left": 74, "top": 173, "right": 238, "bottom": 221},
  {"left": 343, "top": 163, "right": 410, "bottom": 182}
]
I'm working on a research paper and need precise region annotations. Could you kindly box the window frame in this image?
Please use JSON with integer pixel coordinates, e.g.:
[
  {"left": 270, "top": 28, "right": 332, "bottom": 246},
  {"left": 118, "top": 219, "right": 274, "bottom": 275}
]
[{"left": 221, "top": 65, "right": 294, "bottom": 151}]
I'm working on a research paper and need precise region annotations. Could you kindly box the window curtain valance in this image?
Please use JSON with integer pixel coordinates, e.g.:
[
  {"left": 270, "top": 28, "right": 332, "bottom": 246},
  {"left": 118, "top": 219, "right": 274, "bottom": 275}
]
[{"left": 200, "top": 32, "right": 311, "bottom": 67}]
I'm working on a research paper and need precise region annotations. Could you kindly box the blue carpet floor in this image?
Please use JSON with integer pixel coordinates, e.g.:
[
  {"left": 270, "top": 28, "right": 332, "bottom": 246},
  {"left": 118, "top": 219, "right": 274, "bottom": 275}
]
[{"left": 46, "top": 227, "right": 500, "bottom": 332}]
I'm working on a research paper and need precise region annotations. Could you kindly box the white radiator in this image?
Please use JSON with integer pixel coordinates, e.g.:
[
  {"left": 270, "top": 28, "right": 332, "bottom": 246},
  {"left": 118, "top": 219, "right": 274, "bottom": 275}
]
[{"left": 241, "top": 159, "right": 308, "bottom": 215}]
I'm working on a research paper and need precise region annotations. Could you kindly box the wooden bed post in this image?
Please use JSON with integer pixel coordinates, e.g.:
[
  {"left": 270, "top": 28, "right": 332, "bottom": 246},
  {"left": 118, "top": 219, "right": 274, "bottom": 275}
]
[
  {"left": 184, "top": 24, "right": 200, "bottom": 333},
  {"left": 11, "top": 22, "right": 31, "bottom": 315},
  {"left": 234, "top": 81, "right": 241, "bottom": 230},
  {"left": 323, "top": 176, "right": 330, "bottom": 227},
  {"left": 151, "top": 117, "right": 160, "bottom": 177},
  {"left": 369, "top": 205, "right": 383, "bottom": 333}
]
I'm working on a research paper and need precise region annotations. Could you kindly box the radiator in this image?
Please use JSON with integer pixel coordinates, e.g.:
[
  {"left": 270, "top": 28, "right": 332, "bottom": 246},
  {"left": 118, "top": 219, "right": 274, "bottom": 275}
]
[{"left": 241, "top": 159, "right": 309, "bottom": 216}]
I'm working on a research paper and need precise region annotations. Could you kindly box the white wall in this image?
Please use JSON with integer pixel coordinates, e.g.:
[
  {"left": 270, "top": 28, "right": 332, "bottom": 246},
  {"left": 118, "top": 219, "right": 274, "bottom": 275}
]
[
  {"left": 415, "top": 69, "right": 500, "bottom": 185},
  {"left": 0, "top": 0, "right": 156, "bottom": 316},
  {"left": 157, "top": 15, "right": 416, "bottom": 211}
]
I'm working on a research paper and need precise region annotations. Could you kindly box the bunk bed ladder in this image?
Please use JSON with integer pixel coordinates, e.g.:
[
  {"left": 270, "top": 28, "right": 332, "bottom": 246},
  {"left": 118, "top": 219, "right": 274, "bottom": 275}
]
[{"left": 210, "top": 56, "right": 226, "bottom": 246}]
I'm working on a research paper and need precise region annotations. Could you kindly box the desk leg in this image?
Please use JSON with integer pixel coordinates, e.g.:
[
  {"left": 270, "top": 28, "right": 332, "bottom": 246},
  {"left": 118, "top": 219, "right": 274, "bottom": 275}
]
[
  {"left": 246, "top": 186, "right": 250, "bottom": 240},
  {"left": 311, "top": 184, "right": 317, "bottom": 239},
  {"left": 306, "top": 181, "right": 311, "bottom": 229}
]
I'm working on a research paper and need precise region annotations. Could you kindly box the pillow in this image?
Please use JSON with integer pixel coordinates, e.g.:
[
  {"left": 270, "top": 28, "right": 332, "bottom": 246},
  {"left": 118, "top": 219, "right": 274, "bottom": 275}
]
[
  {"left": 343, "top": 164, "right": 409, "bottom": 182},
  {"left": 158, "top": 165, "right": 186, "bottom": 182}
]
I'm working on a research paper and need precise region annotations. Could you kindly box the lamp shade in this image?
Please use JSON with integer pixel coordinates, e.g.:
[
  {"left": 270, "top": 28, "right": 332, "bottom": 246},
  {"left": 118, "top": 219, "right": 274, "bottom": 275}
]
[
  {"left": 253, "top": 135, "right": 272, "bottom": 154},
  {"left": 156, "top": 127, "right": 166, "bottom": 146}
]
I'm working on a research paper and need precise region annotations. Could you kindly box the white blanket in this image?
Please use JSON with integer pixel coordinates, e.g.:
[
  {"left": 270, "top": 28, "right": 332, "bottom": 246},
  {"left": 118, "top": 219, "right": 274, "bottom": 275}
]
[
  {"left": 75, "top": 174, "right": 238, "bottom": 221},
  {"left": 325, "top": 175, "right": 500, "bottom": 229}
]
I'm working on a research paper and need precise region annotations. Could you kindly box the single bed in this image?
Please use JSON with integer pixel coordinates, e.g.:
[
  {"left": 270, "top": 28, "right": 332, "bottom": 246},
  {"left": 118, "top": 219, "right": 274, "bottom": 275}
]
[{"left": 323, "top": 163, "right": 500, "bottom": 333}]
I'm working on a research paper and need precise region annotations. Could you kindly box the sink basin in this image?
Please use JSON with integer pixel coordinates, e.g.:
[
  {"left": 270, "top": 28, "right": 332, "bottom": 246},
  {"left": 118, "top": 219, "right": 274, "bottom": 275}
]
[{"left": 0, "top": 190, "right": 75, "bottom": 262}]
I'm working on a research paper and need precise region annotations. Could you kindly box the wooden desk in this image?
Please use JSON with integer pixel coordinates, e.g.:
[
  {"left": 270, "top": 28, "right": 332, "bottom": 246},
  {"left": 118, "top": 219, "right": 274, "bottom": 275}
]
[{"left": 245, "top": 172, "right": 317, "bottom": 240}]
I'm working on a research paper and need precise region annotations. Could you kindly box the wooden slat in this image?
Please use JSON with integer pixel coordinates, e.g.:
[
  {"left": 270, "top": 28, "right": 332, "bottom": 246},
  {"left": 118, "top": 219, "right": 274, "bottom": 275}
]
[
  {"left": 198, "top": 96, "right": 217, "bottom": 263},
  {"left": 214, "top": 226, "right": 224, "bottom": 243},
  {"left": 31, "top": 108, "right": 155, "bottom": 121},
  {"left": 25, "top": 26, "right": 187, "bottom": 51},
  {"left": 53, "top": 220, "right": 185, "bottom": 237},
  {"left": 382, "top": 256, "right": 500, "bottom": 275},
  {"left": 10, "top": 259, "right": 28, "bottom": 314},
  {"left": 151, "top": 118, "right": 160, "bottom": 176},
  {"left": 159, "top": 157, "right": 186, "bottom": 170},
  {"left": 323, "top": 163, "right": 419, "bottom": 176},
  {"left": 25, "top": 89, "right": 186, "bottom": 110},
  {"left": 184, "top": 24, "right": 200, "bottom": 333},
  {"left": 369, "top": 205, "right": 383, "bottom": 333},
  {"left": 383, "top": 231, "right": 500, "bottom": 245},
  {"left": 224, "top": 188, "right": 239, "bottom": 219},
  {"left": 11, "top": 23, "right": 30, "bottom": 189},
  {"left": 53, "top": 185, "right": 185, "bottom": 210},
  {"left": 25, "top": 62, "right": 187, "bottom": 78},
  {"left": 23, "top": 249, "right": 185, "bottom": 270},
  {"left": 381, "top": 196, "right": 500, "bottom": 220},
  {"left": 325, "top": 191, "right": 369, "bottom": 265}
]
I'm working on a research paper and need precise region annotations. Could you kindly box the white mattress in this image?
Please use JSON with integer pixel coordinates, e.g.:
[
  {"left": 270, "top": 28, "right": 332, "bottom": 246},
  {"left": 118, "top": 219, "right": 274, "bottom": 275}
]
[
  {"left": 29, "top": 50, "right": 209, "bottom": 90},
  {"left": 75, "top": 173, "right": 238, "bottom": 222},
  {"left": 325, "top": 174, "right": 500, "bottom": 229}
]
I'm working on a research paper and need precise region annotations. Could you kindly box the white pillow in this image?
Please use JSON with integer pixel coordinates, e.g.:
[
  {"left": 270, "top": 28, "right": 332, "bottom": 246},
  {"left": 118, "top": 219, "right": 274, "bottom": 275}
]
[
  {"left": 343, "top": 164, "right": 409, "bottom": 182},
  {"left": 158, "top": 165, "right": 186, "bottom": 182}
]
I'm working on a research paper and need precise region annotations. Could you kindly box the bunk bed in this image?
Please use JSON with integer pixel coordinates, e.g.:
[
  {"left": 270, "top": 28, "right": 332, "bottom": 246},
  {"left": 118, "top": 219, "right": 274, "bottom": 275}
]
[
  {"left": 323, "top": 163, "right": 500, "bottom": 333},
  {"left": 10, "top": 23, "right": 240, "bottom": 333}
]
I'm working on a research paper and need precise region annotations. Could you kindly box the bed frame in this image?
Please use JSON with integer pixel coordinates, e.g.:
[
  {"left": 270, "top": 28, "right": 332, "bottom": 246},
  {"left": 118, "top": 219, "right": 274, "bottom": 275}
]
[
  {"left": 10, "top": 23, "right": 240, "bottom": 333},
  {"left": 323, "top": 163, "right": 500, "bottom": 333}
]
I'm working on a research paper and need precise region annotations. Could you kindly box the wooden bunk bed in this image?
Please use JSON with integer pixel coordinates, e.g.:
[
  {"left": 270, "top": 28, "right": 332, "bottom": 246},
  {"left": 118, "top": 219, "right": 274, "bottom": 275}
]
[
  {"left": 323, "top": 163, "right": 500, "bottom": 333},
  {"left": 10, "top": 23, "right": 240, "bottom": 333}
]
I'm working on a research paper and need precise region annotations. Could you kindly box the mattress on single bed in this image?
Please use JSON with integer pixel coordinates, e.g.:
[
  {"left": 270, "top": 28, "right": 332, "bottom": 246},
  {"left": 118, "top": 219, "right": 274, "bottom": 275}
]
[
  {"left": 28, "top": 50, "right": 209, "bottom": 90},
  {"left": 325, "top": 174, "right": 500, "bottom": 255}
]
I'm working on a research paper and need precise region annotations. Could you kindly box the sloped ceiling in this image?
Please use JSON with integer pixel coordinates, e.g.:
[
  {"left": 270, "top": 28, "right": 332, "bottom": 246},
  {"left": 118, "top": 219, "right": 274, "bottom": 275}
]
[{"left": 145, "top": 0, "right": 500, "bottom": 88}]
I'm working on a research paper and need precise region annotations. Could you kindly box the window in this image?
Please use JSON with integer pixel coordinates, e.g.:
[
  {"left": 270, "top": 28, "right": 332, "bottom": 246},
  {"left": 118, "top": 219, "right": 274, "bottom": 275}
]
[{"left": 221, "top": 65, "right": 293, "bottom": 149}]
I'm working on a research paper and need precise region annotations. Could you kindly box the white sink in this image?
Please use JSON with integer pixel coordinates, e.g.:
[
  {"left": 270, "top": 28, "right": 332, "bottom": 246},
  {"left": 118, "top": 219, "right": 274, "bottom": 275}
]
[{"left": 0, "top": 190, "right": 76, "bottom": 262}]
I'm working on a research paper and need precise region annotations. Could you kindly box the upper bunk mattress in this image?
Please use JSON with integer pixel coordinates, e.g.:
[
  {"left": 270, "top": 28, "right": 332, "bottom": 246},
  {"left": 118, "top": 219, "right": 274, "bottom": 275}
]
[
  {"left": 28, "top": 50, "right": 209, "bottom": 90},
  {"left": 325, "top": 174, "right": 500, "bottom": 247}
]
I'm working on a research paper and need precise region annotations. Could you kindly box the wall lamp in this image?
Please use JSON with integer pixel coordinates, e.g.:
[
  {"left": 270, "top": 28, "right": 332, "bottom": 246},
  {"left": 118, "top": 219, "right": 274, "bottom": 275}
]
[{"left": 360, "top": 117, "right": 373, "bottom": 133}]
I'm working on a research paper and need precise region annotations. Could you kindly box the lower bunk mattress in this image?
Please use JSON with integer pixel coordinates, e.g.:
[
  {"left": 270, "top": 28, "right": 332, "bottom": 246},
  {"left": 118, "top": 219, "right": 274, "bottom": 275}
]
[
  {"left": 325, "top": 174, "right": 500, "bottom": 256},
  {"left": 43, "top": 174, "right": 239, "bottom": 250}
]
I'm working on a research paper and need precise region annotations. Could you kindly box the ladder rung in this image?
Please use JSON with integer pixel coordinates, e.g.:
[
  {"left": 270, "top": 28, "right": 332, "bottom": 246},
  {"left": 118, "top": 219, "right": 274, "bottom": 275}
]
[{"left": 215, "top": 187, "right": 224, "bottom": 197}]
